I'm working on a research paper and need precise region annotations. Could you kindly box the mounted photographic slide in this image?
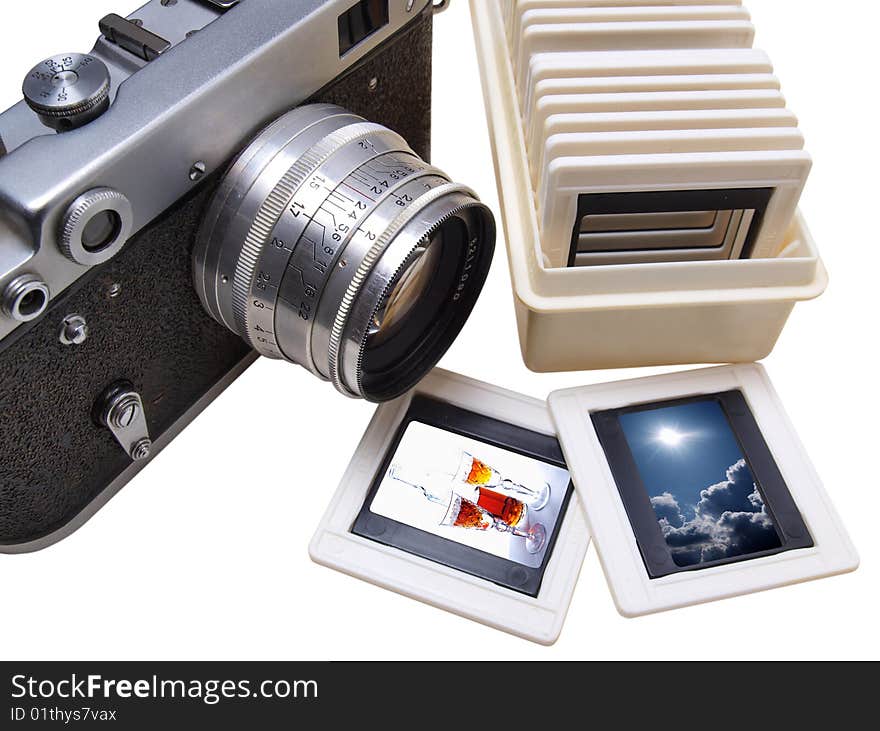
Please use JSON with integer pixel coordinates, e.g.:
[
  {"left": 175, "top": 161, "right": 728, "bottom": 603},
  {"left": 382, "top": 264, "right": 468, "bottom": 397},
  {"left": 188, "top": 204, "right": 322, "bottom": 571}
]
[
  {"left": 503, "top": 1, "right": 746, "bottom": 46},
  {"left": 539, "top": 148, "right": 811, "bottom": 268},
  {"left": 520, "top": 47, "right": 773, "bottom": 108},
  {"left": 592, "top": 390, "right": 813, "bottom": 578},
  {"left": 548, "top": 364, "right": 859, "bottom": 617},
  {"left": 511, "top": 5, "right": 754, "bottom": 79},
  {"left": 528, "top": 100, "right": 792, "bottom": 181},
  {"left": 513, "top": 17, "right": 755, "bottom": 86},
  {"left": 359, "top": 417, "right": 572, "bottom": 579},
  {"left": 310, "top": 370, "right": 590, "bottom": 644}
]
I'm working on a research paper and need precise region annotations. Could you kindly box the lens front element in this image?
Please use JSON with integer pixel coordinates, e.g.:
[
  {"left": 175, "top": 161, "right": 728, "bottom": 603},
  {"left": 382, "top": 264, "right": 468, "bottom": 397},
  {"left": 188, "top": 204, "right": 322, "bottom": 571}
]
[{"left": 369, "top": 233, "right": 442, "bottom": 348}]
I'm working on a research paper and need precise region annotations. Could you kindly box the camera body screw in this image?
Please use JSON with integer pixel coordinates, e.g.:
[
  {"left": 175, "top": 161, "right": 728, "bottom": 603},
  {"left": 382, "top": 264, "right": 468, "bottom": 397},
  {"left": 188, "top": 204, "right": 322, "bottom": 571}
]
[
  {"left": 130, "top": 438, "right": 153, "bottom": 461},
  {"left": 59, "top": 314, "right": 89, "bottom": 345},
  {"left": 94, "top": 382, "right": 153, "bottom": 462}
]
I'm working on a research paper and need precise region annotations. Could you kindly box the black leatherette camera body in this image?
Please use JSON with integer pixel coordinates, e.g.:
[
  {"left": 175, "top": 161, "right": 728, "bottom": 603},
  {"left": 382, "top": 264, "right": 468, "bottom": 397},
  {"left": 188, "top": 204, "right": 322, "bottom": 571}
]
[{"left": 0, "top": 7, "right": 434, "bottom": 549}]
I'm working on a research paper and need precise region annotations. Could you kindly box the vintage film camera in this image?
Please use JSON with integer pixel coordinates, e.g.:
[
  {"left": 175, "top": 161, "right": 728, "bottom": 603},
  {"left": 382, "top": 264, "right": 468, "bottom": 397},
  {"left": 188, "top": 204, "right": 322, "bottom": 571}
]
[{"left": 0, "top": 0, "right": 495, "bottom": 552}]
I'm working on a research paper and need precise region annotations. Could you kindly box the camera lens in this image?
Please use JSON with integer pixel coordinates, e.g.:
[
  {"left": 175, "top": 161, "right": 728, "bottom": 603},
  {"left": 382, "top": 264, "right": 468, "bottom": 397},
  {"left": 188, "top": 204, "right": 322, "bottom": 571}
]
[{"left": 193, "top": 104, "right": 495, "bottom": 401}]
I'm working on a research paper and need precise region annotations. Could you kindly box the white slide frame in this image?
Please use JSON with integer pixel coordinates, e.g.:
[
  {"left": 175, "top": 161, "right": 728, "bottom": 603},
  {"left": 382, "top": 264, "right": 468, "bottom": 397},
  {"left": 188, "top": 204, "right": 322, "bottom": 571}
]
[
  {"left": 310, "top": 369, "right": 592, "bottom": 645},
  {"left": 548, "top": 364, "right": 859, "bottom": 617}
]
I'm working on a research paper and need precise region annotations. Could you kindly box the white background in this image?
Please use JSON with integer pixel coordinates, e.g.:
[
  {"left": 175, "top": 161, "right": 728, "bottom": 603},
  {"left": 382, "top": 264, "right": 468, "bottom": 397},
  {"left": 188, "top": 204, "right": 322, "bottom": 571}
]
[{"left": 0, "top": 0, "right": 876, "bottom": 660}]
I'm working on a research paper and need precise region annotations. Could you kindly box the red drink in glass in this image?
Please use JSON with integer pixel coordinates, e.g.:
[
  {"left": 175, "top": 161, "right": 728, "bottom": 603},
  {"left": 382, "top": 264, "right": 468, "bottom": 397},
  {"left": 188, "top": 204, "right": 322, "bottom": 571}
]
[{"left": 476, "top": 487, "right": 526, "bottom": 527}]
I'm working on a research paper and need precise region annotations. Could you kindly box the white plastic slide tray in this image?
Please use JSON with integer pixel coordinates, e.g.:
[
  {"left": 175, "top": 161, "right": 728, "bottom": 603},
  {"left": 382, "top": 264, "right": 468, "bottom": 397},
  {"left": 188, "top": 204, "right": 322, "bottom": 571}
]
[
  {"left": 471, "top": 0, "right": 827, "bottom": 371},
  {"left": 310, "top": 369, "right": 591, "bottom": 645},
  {"left": 548, "top": 364, "right": 859, "bottom": 617}
]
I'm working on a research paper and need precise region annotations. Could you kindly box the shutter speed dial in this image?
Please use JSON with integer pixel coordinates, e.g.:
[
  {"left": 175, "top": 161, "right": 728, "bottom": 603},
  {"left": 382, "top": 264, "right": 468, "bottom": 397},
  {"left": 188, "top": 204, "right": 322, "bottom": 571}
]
[{"left": 22, "top": 53, "right": 111, "bottom": 131}]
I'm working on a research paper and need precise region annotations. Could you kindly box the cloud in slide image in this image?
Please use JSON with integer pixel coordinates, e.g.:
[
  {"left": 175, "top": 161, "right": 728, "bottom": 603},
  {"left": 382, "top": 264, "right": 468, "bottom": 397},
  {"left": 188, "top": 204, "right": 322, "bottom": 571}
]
[{"left": 650, "top": 460, "right": 782, "bottom": 567}]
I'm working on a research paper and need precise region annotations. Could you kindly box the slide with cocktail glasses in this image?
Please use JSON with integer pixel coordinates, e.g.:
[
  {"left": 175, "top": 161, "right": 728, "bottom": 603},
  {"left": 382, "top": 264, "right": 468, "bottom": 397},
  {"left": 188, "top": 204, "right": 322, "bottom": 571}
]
[
  {"left": 369, "top": 422, "right": 568, "bottom": 565},
  {"left": 309, "top": 369, "right": 591, "bottom": 645},
  {"left": 350, "top": 395, "right": 575, "bottom": 593}
]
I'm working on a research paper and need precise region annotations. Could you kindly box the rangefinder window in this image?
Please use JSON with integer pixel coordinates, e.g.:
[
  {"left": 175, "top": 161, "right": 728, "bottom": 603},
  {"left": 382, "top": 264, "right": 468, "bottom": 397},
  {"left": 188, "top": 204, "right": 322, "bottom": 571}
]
[{"left": 338, "top": 0, "right": 390, "bottom": 56}]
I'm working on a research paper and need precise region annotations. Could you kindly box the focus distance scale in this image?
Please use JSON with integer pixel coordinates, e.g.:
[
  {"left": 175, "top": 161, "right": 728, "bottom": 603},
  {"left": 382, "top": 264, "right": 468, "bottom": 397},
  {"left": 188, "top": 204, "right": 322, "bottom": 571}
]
[{"left": 195, "top": 104, "right": 495, "bottom": 403}]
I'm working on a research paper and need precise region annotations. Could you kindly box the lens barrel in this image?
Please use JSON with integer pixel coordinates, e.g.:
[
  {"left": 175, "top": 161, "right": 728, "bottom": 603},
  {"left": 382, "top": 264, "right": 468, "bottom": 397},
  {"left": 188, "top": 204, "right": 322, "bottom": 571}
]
[{"left": 193, "top": 104, "right": 494, "bottom": 401}]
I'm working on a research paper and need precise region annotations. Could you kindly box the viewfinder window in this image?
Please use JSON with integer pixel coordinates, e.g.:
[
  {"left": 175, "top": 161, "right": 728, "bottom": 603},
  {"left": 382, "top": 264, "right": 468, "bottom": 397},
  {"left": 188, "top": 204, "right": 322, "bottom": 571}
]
[{"left": 338, "top": 0, "right": 389, "bottom": 56}]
